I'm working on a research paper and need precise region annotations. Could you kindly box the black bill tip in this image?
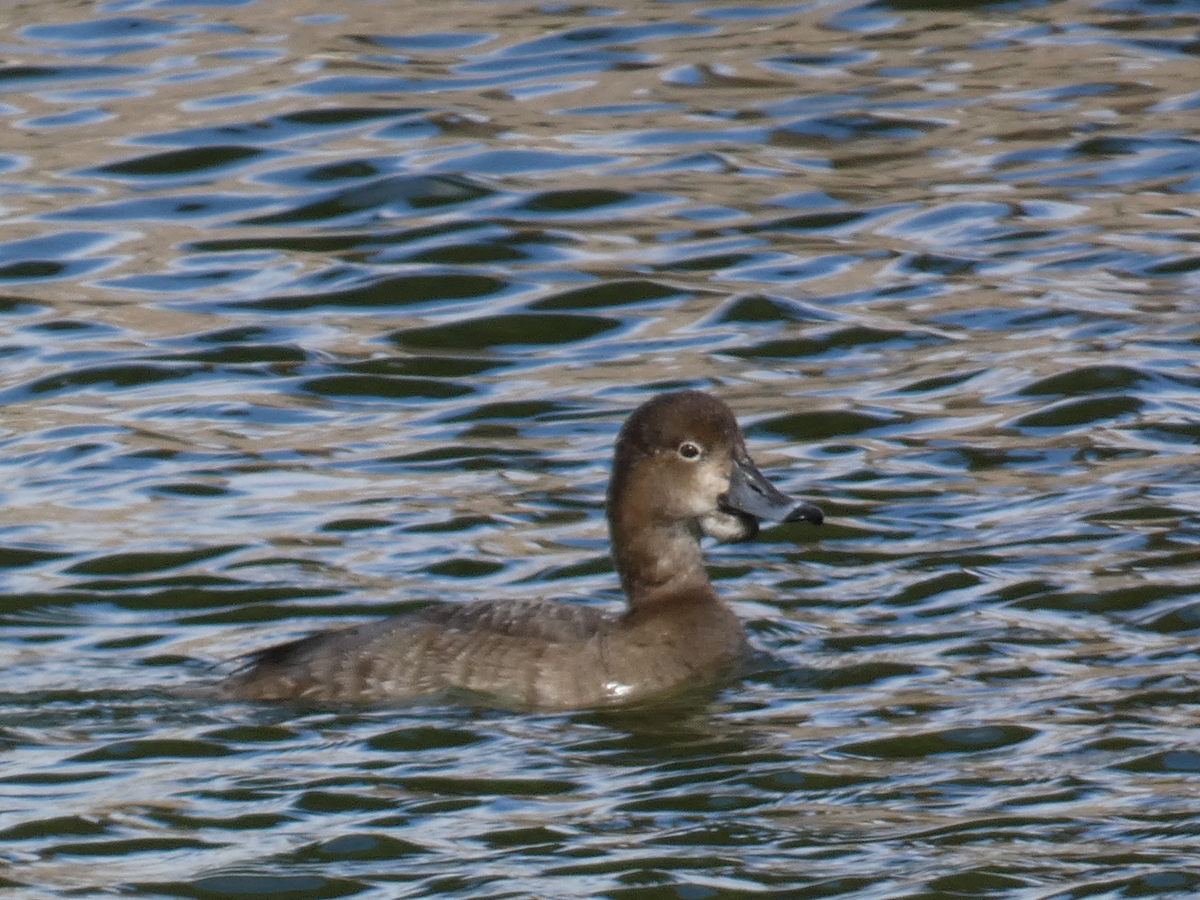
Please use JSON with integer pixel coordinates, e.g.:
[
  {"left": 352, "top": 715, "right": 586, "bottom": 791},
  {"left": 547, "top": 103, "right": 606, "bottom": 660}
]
[{"left": 784, "top": 501, "right": 824, "bottom": 526}]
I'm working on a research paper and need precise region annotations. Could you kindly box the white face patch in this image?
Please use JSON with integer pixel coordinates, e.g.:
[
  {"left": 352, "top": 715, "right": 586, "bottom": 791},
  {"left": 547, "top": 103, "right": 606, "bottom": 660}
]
[
  {"left": 679, "top": 454, "right": 731, "bottom": 517},
  {"left": 700, "top": 510, "right": 752, "bottom": 542}
]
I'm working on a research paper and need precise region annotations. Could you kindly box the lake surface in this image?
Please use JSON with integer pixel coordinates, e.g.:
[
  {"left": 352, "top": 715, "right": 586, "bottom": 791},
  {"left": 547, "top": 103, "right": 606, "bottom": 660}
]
[{"left": 3, "top": 0, "right": 1200, "bottom": 896}]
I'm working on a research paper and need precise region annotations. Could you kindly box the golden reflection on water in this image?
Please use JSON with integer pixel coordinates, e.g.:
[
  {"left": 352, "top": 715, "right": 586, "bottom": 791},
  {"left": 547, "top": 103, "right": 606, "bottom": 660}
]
[{"left": 2, "top": 0, "right": 1200, "bottom": 896}]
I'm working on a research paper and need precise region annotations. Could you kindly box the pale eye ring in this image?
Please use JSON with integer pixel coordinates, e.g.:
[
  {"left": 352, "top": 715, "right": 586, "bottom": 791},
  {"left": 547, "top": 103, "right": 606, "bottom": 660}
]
[{"left": 677, "top": 441, "right": 703, "bottom": 460}]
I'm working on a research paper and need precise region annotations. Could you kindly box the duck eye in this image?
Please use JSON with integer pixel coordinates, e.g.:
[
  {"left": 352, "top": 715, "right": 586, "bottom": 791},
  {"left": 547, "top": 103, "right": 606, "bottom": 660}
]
[{"left": 677, "top": 441, "right": 702, "bottom": 461}]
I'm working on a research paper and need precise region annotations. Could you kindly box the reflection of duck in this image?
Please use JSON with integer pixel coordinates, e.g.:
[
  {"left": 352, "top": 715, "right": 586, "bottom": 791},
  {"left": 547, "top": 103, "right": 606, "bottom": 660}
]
[{"left": 223, "top": 390, "right": 822, "bottom": 709}]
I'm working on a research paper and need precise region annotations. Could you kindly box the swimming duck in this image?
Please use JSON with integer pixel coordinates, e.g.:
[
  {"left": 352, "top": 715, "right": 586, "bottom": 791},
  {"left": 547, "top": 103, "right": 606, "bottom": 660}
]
[{"left": 222, "top": 390, "right": 822, "bottom": 708}]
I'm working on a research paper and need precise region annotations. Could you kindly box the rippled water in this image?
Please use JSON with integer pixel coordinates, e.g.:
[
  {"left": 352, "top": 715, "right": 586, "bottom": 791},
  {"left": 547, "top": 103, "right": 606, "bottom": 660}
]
[{"left": 3, "top": 0, "right": 1200, "bottom": 896}]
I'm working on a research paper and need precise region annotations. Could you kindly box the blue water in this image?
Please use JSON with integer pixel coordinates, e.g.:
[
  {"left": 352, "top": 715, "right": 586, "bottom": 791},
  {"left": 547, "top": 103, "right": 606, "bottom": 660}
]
[{"left": 3, "top": 0, "right": 1200, "bottom": 896}]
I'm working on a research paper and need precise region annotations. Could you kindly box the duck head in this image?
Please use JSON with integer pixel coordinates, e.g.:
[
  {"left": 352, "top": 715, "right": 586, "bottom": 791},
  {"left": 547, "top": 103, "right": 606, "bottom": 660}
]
[{"left": 606, "top": 390, "right": 822, "bottom": 601}]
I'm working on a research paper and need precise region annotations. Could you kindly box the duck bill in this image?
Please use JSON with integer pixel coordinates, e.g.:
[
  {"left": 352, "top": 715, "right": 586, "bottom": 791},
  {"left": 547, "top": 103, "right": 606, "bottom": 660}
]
[{"left": 723, "top": 457, "right": 824, "bottom": 527}]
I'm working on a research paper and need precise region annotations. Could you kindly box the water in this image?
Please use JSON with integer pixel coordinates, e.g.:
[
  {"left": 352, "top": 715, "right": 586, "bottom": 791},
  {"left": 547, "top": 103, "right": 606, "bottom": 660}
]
[{"left": 2, "top": 0, "right": 1200, "bottom": 895}]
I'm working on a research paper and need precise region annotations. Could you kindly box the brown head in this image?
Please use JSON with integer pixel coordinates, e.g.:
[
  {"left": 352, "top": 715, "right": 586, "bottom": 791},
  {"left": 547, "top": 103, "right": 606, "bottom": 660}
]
[{"left": 606, "top": 390, "right": 822, "bottom": 604}]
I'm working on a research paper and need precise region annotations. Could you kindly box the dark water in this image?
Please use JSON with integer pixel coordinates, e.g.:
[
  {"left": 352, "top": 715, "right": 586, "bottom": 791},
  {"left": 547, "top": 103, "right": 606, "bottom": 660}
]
[{"left": 3, "top": 0, "right": 1200, "bottom": 896}]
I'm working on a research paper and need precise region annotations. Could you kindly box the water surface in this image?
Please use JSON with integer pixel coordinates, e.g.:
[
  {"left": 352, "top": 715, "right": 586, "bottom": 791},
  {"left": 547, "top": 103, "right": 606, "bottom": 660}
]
[{"left": 3, "top": 0, "right": 1200, "bottom": 897}]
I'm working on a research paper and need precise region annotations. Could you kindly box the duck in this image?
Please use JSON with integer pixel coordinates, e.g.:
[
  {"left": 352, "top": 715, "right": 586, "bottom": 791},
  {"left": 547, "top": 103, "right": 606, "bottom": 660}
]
[{"left": 222, "top": 390, "right": 822, "bottom": 709}]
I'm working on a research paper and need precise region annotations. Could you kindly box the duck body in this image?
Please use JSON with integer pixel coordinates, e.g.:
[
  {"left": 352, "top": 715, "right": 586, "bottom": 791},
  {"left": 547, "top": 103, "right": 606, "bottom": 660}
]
[
  {"left": 224, "top": 594, "right": 747, "bottom": 708},
  {"left": 223, "top": 390, "right": 822, "bottom": 709}
]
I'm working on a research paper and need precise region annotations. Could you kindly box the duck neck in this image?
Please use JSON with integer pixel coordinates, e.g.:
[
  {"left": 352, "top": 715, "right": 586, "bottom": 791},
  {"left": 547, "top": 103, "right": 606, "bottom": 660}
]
[{"left": 608, "top": 509, "right": 715, "bottom": 607}]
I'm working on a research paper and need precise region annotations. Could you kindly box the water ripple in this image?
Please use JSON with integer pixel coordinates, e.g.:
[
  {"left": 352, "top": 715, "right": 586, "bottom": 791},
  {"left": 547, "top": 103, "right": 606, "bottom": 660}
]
[{"left": 3, "top": 0, "right": 1200, "bottom": 896}]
